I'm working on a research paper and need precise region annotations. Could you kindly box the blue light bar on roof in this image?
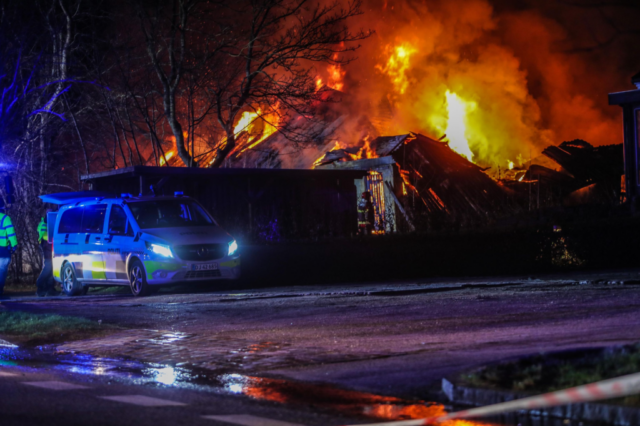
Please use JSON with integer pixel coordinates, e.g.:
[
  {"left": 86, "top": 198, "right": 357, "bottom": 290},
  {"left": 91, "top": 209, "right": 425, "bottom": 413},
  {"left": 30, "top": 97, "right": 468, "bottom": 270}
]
[{"left": 39, "top": 191, "right": 115, "bottom": 205}]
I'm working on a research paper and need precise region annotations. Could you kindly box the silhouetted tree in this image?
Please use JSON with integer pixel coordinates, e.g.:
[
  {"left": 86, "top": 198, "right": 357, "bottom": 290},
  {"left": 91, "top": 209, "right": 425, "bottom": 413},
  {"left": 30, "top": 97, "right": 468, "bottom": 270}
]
[{"left": 208, "top": 0, "right": 370, "bottom": 167}]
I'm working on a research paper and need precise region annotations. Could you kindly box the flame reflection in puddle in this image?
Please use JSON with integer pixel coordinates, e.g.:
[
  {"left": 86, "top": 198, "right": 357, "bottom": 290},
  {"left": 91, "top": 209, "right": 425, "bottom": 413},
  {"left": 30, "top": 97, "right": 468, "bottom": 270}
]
[{"left": 219, "top": 374, "right": 497, "bottom": 425}]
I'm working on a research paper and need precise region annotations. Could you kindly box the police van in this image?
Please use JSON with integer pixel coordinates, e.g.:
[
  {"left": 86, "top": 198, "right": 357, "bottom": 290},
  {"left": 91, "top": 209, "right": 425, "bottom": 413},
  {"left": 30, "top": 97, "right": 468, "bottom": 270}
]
[{"left": 40, "top": 191, "right": 241, "bottom": 297}]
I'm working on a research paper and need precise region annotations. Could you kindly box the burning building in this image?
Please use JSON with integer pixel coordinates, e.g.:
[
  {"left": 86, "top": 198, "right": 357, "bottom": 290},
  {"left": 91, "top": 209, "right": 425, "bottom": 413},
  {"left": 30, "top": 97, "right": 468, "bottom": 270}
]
[
  {"left": 146, "top": 0, "right": 637, "bottom": 234},
  {"left": 157, "top": 87, "right": 522, "bottom": 233}
]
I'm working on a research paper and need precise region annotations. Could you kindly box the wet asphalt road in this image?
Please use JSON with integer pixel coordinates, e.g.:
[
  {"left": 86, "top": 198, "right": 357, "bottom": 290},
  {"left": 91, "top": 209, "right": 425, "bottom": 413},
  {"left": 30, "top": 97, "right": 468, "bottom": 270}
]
[
  {"left": 0, "top": 357, "right": 354, "bottom": 426},
  {"left": 3, "top": 270, "right": 640, "bottom": 425}
]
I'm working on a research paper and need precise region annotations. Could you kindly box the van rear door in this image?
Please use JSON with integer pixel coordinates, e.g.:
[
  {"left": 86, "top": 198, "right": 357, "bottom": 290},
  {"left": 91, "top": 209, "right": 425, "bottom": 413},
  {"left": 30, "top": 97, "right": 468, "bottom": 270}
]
[
  {"left": 80, "top": 204, "right": 108, "bottom": 282},
  {"left": 102, "top": 204, "right": 133, "bottom": 282},
  {"left": 56, "top": 206, "right": 85, "bottom": 280}
]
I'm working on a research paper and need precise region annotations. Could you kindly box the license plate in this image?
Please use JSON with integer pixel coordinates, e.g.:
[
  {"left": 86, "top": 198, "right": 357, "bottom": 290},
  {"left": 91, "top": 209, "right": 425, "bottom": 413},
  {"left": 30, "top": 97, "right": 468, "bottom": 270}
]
[{"left": 192, "top": 263, "right": 218, "bottom": 271}]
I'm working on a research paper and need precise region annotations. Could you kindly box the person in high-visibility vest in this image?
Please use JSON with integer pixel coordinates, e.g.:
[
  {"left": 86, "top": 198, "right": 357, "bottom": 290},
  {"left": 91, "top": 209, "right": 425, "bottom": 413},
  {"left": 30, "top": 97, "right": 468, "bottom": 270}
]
[
  {"left": 357, "top": 191, "right": 375, "bottom": 235},
  {"left": 0, "top": 207, "right": 18, "bottom": 298},
  {"left": 36, "top": 209, "right": 58, "bottom": 297}
]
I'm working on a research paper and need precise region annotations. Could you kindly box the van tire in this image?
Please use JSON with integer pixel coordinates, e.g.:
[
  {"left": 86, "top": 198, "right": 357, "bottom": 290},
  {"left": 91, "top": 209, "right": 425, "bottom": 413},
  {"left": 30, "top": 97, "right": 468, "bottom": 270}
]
[
  {"left": 62, "top": 263, "right": 83, "bottom": 296},
  {"left": 129, "top": 259, "right": 150, "bottom": 297}
]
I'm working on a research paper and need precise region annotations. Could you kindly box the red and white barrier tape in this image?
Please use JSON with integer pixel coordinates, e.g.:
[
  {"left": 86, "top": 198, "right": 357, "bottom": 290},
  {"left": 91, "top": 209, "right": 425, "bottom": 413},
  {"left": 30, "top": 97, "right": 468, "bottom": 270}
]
[{"left": 348, "top": 372, "right": 640, "bottom": 426}]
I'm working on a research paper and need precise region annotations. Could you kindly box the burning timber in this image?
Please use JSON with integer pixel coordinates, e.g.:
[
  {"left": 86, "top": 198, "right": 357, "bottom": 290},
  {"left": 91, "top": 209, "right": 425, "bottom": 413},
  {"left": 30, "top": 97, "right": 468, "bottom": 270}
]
[
  {"left": 317, "top": 133, "right": 521, "bottom": 232},
  {"left": 194, "top": 89, "right": 382, "bottom": 169}
]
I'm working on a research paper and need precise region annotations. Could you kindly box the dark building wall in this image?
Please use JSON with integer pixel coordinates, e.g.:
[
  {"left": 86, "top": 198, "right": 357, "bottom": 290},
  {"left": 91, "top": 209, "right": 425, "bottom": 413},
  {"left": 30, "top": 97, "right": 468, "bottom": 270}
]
[
  {"left": 84, "top": 167, "right": 364, "bottom": 241},
  {"left": 609, "top": 87, "right": 640, "bottom": 203}
]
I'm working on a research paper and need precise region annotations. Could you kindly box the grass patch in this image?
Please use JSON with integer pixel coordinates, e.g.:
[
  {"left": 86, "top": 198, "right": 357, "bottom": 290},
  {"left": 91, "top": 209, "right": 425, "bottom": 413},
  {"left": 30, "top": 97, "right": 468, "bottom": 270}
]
[
  {"left": 459, "top": 344, "right": 640, "bottom": 407},
  {"left": 0, "top": 310, "right": 115, "bottom": 346},
  {"left": 86, "top": 285, "right": 130, "bottom": 295}
]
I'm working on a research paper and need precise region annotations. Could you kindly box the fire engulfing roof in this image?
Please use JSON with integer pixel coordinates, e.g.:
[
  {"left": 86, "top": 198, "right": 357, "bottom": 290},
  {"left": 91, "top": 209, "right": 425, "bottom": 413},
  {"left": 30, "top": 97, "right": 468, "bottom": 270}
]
[{"left": 189, "top": 90, "right": 381, "bottom": 169}]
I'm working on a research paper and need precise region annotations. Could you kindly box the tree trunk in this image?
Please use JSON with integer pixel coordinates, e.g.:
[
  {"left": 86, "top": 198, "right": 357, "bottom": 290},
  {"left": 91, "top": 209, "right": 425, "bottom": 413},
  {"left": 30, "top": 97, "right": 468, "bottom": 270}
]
[
  {"left": 163, "top": 89, "right": 197, "bottom": 167},
  {"left": 210, "top": 131, "right": 236, "bottom": 168}
]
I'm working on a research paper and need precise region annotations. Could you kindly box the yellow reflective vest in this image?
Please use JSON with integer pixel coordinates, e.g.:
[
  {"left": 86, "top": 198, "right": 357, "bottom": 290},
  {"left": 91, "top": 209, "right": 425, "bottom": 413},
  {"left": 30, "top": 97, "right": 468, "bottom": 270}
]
[
  {"left": 0, "top": 212, "right": 17, "bottom": 255},
  {"left": 38, "top": 217, "right": 47, "bottom": 244}
]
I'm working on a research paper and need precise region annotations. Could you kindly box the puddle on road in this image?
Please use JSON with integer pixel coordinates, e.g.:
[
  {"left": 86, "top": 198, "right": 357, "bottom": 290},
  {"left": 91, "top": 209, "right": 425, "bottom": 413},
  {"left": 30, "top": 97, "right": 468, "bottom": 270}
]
[
  {"left": 218, "top": 373, "right": 500, "bottom": 425},
  {"left": 0, "top": 346, "right": 592, "bottom": 426}
]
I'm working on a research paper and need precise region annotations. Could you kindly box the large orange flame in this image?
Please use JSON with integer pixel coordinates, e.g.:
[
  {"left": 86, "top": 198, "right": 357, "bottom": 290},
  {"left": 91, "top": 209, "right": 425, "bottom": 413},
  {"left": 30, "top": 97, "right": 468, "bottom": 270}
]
[
  {"left": 354, "top": 0, "right": 622, "bottom": 172},
  {"left": 376, "top": 43, "right": 417, "bottom": 95},
  {"left": 159, "top": 149, "right": 175, "bottom": 166},
  {"left": 316, "top": 54, "right": 346, "bottom": 92},
  {"left": 442, "top": 91, "right": 475, "bottom": 161},
  {"left": 354, "top": 136, "right": 376, "bottom": 160},
  {"left": 327, "top": 64, "right": 345, "bottom": 91},
  {"left": 209, "top": 106, "right": 281, "bottom": 165}
]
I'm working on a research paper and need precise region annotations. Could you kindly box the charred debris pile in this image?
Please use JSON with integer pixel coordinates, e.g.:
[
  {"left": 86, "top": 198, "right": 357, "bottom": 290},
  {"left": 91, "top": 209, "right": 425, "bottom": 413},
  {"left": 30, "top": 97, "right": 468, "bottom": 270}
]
[{"left": 502, "top": 140, "right": 623, "bottom": 210}]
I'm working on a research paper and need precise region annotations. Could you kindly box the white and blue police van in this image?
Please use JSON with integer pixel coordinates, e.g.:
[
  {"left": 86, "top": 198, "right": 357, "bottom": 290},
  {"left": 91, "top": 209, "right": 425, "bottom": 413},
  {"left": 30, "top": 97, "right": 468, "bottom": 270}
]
[{"left": 39, "top": 191, "right": 240, "bottom": 296}]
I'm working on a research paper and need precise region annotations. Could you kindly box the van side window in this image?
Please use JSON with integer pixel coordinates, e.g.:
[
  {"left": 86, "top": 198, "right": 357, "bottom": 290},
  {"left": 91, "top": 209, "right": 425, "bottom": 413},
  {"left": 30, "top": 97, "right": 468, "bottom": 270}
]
[
  {"left": 108, "top": 205, "right": 133, "bottom": 236},
  {"left": 58, "top": 207, "right": 83, "bottom": 234},
  {"left": 82, "top": 204, "right": 107, "bottom": 234}
]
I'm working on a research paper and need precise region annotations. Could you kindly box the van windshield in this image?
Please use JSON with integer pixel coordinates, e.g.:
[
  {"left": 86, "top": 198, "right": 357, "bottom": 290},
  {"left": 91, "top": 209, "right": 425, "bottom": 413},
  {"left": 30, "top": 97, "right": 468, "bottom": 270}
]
[{"left": 128, "top": 200, "right": 216, "bottom": 229}]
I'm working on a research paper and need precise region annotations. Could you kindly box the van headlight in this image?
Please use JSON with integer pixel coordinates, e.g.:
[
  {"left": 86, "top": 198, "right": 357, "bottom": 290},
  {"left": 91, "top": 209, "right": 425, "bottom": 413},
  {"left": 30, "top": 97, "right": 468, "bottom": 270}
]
[
  {"left": 228, "top": 240, "right": 238, "bottom": 256},
  {"left": 145, "top": 241, "right": 173, "bottom": 258}
]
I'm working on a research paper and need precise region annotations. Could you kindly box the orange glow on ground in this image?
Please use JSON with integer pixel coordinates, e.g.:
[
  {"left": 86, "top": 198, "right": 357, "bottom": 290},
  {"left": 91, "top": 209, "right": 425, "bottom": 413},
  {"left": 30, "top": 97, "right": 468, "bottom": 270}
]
[{"left": 222, "top": 374, "right": 497, "bottom": 425}]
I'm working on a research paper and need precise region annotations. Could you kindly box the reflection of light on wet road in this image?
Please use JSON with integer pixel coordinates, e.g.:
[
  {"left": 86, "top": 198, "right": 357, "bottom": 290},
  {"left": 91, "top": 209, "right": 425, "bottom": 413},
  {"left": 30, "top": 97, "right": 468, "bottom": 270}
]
[
  {"left": 0, "top": 346, "right": 500, "bottom": 425},
  {"left": 93, "top": 366, "right": 107, "bottom": 375},
  {"left": 218, "top": 374, "right": 497, "bottom": 425},
  {"left": 221, "top": 374, "right": 248, "bottom": 394},
  {"left": 152, "top": 366, "right": 177, "bottom": 385},
  {"left": 148, "top": 332, "right": 191, "bottom": 345},
  {"left": 1, "top": 347, "right": 189, "bottom": 387}
]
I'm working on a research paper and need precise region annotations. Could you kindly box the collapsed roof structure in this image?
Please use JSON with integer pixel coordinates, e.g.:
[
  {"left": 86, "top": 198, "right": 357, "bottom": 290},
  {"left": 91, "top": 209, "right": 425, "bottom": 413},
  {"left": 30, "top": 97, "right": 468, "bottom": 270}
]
[
  {"left": 540, "top": 140, "right": 623, "bottom": 205},
  {"left": 317, "top": 133, "right": 520, "bottom": 232},
  {"left": 502, "top": 140, "right": 624, "bottom": 208}
]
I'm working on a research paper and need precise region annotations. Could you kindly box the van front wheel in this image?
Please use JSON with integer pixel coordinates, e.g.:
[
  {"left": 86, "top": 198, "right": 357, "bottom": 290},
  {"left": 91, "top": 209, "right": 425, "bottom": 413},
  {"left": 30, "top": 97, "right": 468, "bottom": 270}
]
[
  {"left": 62, "top": 263, "right": 83, "bottom": 296},
  {"left": 129, "top": 260, "right": 150, "bottom": 297}
]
